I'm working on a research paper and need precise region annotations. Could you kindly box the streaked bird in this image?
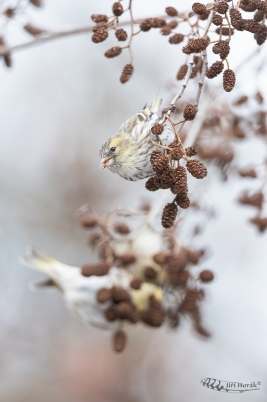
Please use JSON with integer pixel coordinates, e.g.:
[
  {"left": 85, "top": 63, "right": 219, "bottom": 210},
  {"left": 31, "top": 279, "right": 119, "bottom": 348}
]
[{"left": 99, "top": 95, "right": 175, "bottom": 181}]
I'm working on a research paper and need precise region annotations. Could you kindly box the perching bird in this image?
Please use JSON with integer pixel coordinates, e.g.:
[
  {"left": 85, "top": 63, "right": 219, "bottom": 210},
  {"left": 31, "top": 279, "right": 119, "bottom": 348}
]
[{"left": 99, "top": 95, "right": 175, "bottom": 181}]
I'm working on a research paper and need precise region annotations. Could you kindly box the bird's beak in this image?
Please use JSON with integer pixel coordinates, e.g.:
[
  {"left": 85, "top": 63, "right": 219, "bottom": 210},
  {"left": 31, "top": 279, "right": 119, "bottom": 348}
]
[{"left": 101, "top": 157, "right": 112, "bottom": 169}]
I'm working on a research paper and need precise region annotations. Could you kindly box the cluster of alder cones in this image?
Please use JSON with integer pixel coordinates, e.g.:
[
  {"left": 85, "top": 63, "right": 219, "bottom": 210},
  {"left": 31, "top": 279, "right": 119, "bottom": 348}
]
[
  {"left": 145, "top": 106, "right": 208, "bottom": 229},
  {"left": 79, "top": 209, "right": 214, "bottom": 352}
]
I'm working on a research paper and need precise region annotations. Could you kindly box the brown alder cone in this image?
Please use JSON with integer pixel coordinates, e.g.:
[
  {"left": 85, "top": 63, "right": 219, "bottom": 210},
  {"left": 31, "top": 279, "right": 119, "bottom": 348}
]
[
  {"left": 244, "top": 19, "right": 260, "bottom": 33},
  {"left": 177, "top": 64, "right": 188, "bottom": 80},
  {"left": 199, "top": 270, "right": 214, "bottom": 282},
  {"left": 249, "top": 216, "right": 267, "bottom": 233},
  {"left": 217, "top": 1, "right": 229, "bottom": 14},
  {"left": 115, "top": 29, "right": 128, "bottom": 41},
  {"left": 215, "top": 27, "right": 234, "bottom": 35},
  {"left": 165, "top": 6, "right": 178, "bottom": 16},
  {"left": 186, "top": 160, "right": 207, "bottom": 179},
  {"left": 24, "top": 24, "right": 44, "bottom": 36},
  {"left": 219, "top": 41, "right": 230, "bottom": 60},
  {"left": 238, "top": 191, "right": 264, "bottom": 209},
  {"left": 153, "top": 252, "right": 167, "bottom": 265},
  {"left": 150, "top": 150, "right": 168, "bottom": 174},
  {"left": 240, "top": 0, "right": 257, "bottom": 12},
  {"left": 192, "top": 3, "right": 207, "bottom": 15},
  {"left": 238, "top": 167, "right": 257, "bottom": 178},
  {"left": 130, "top": 278, "right": 142, "bottom": 289},
  {"left": 161, "top": 202, "right": 178, "bottom": 228},
  {"left": 182, "top": 38, "right": 208, "bottom": 54},
  {"left": 81, "top": 262, "right": 111, "bottom": 277},
  {"left": 185, "top": 146, "right": 199, "bottom": 157},
  {"left": 199, "top": 10, "right": 210, "bottom": 20},
  {"left": 105, "top": 306, "right": 117, "bottom": 321},
  {"left": 144, "top": 266, "right": 158, "bottom": 280},
  {"left": 140, "top": 19, "right": 152, "bottom": 32},
  {"left": 92, "top": 29, "right": 108, "bottom": 43},
  {"left": 96, "top": 288, "right": 112, "bottom": 303},
  {"left": 161, "top": 25, "right": 172, "bottom": 35},
  {"left": 105, "top": 46, "right": 122, "bottom": 58},
  {"left": 113, "top": 330, "right": 127, "bottom": 352},
  {"left": 169, "top": 143, "right": 183, "bottom": 160},
  {"left": 206, "top": 61, "right": 224, "bottom": 78},
  {"left": 151, "top": 18, "right": 166, "bottom": 28},
  {"left": 168, "top": 19, "right": 179, "bottom": 29},
  {"left": 151, "top": 123, "right": 164, "bottom": 135},
  {"left": 183, "top": 104, "right": 197, "bottom": 120},
  {"left": 112, "top": 2, "right": 124, "bottom": 16},
  {"left": 212, "top": 14, "right": 223, "bottom": 26},
  {"left": 112, "top": 286, "right": 131, "bottom": 303},
  {"left": 141, "top": 295, "right": 165, "bottom": 327},
  {"left": 254, "top": 10, "right": 264, "bottom": 22},
  {"left": 223, "top": 69, "right": 236, "bottom": 92},
  {"left": 145, "top": 177, "right": 160, "bottom": 192},
  {"left": 120, "top": 64, "right": 134, "bottom": 83},
  {"left": 169, "top": 33, "right": 184, "bottom": 44},
  {"left": 117, "top": 253, "right": 136, "bottom": 265},
  {"left": 254, "top": 26, "right": 267, "bottom": 45},
  {"left": 91, "top": 14, "right": 108, "bottom": 23},
  {"left": 175, "top": 193, "right": 190, "bottom": 209},
  {"left": 30, "top": 0, "right": 42, "bottom": 7},
  {"left": 80, "top": 215, "right": 98, "bottom": 228},
  {"left": 113, "top": 222, "right": 130, "bottom": 235}
]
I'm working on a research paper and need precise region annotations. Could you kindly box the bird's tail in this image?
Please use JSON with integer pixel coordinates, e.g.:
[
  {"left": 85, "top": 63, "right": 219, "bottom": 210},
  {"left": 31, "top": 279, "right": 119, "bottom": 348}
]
[
  {"left": 21, "top": 245, "right": 77, "bottom": 291},
  {"left": 149, "top": 91, "right": 162, "bottom": 113}
]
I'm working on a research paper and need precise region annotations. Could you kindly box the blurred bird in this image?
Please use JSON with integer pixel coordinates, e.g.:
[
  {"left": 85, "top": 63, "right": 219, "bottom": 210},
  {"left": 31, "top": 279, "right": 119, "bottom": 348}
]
[{"left": 99, "top": 95, "right": 175, "bottom": 181}]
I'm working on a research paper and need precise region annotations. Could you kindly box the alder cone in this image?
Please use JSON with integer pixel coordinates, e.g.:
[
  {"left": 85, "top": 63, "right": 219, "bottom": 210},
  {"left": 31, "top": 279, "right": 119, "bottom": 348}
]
[
  {"left": 254, "top": 25, "right": 267, "bottom": 44},
  {"left": 206, "top": 61, "right": 224, "bottom": 78},
  {"left": 223, "top": 69, "right": 236, "bottom": 92},
  {"left": 113, "top": 330, "right": 127, "bottom": 352},
  {"left": 162, "top": 203, "right": 178, "bottom": 228},
  {"left": 177, "top": 64, "right": 188, "bottom": 80},
  {"left": 169, "top": 33, "right": 184, "bottom": 44},
  {"left": 217, "top": 1, "right": 229, "bottom": 14},
  {"left": 92, "top": 29, "right": 108, "bottom": 43},
  {"left": 186, "top": 160, "right": 207, "bottom": 179},
  {"left": 91, "top": 14, "right": 108, "bottom": 23},
  {"left": 185, "top": 146, "right": 199, "bottom": 157},
  {"left": 145, "top": 177, "right": 159, "bottom": 192},
  {"left": 112, "top": 2, "right": 124, "bottom": 16},
  {"left": 183, "top": 104, "right": 197, "bottom": 120},
  {"left": 212, "top": 14, "right": 223, "bottom": 26},
  {"left": 120, "top": 64, "right": 134, "bottom": 83},
  {"left": 150, "top": 150, "right": 168, "bottom": 173},
  {"left": 165, "top": 6, "right": 178, "bottom": 16},
  {"left": 105, "top": 46, "right": 122, "bottom": 58},
  {"left": 115, "top": 29, "right": 128, "bottom": 41},
  {"left": 192, "top": 3, "right": 207, "bottom": 15}
]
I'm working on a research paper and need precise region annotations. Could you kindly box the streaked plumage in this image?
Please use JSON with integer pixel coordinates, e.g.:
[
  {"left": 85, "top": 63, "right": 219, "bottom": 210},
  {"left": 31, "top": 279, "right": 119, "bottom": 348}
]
[{"left": 99, "top": 96, "right": 175, "bottom": 181}]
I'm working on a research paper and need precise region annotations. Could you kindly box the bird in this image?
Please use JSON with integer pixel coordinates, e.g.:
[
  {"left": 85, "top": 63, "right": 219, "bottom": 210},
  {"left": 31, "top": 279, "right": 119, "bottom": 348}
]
[{"left": 99, "top": 95, "right": 175, "bottom": 181}]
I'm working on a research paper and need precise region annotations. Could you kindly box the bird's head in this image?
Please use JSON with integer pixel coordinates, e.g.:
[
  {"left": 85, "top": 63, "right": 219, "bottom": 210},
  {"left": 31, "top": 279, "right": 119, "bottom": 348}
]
[{"left": 99, "top": 134, "right": 130, "bottom": 171}]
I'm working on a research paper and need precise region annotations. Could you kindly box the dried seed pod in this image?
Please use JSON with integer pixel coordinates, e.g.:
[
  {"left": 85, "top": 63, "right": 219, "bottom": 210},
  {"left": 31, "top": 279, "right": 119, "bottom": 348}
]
[
  {"left": 92, "top": 22, "right": 108, "bottom": 33},
  {"left": 141, "top": 295, "right": 165, "bottom": 327},
  {"left": 120, "top": 63, "right": 134, "bottom": 83},
  {"left": 192, "top": 2, "right": 207, "bottom": 15},
  {"left": 153, "top": 252, "right": 167, "bottom": 265},
  {"left": 115, "top": 28, "right": 128, "bottom": 41},
  {"left": 175, "top": 193, "right": 190, "bottom": 209},
  {"left": 206, "top": 60, "right": 224, "bottom": 78},
  {"left": 161, "top": 25, "right": 172, "bottom": 35},
  {"left": 212, "top": 14, "right": 223, "bottom": 26},
  {"left": 113, "top": 330, "right": 127, "bottom": 352},
  {"left": 186, "top": 249, "right": 205, "bottom": 264},
  {"left": 223, "top": 69, "right": 236, "bottom": 92},
  {"left": 150, "top": 150, "right": 168, "bottom": 174},
  {"left": 238, "top": 191, "right": 264, "bottom": 209},
  {"left": 169, "top": 144, "right": 183, "bottom": 160},
  {"left": 30, "top": 0, "right": 42, "bottom": 7},
  {"left": 168, "top": 19, "right": 179, "bottom": 29},
  {"left": 215, "top": 27, "right": 234, "bottom": 35},
  {"left": 219, "top": 41, "right": 230, "bottom": 60},
  {"left": 185, "top": 146, "right": 199, "bottom": 157},
  {"left": 105, "top": 306, "right": 117, "bottom": 321},
  {"left": 190, "top": 66, "right": 198, "bottom": 79},
  {"left": 253, "top": 10, "right": 264, "bottom": 22},
  {"left": 91, "top": 14, "right": 108, "bottom": 23},
  {"left": 88, "top": 232, "right": 102, "bottom": 246},
  {"left": 177, "top": 64, "right": 188, "bottom": 80},
  {"left": 254, "top": 0, "right": 267, "bottom": 12},
  {"left": 130, "top": 278, "right": 142, "bottom": 290},
  {"left": 117, "top": 253, "right": 136, "bottom": 265},
  {"left": 199, "top": 10, "right": 210, "bottom": 20},
  {"left": 169, "top": 33, "right": 184, "bottom": 44},
  {"left": 145, "top": 177, "right": 160, "bottom": 192},
  {"left": 4, "top": 8, "right": 15, "bottom": 18},
  {"left": 171, "top": 166, "right": 188, "bottom": 195},
  {"left": 92, "top": 29, "right": 108, "bottom": 43},
  {"left": 98, "top": 242, "right": 114, "bottom": 261},
  {"left": 24, "top": 24, "right": 44, "bottom": 36},
  {"left": 199, "top": 270, "right": 214, "bottom": 282},
  {"left": 151, "top": 123, "right": 164, "bottom": 135},
  {"left": 143, "top": 266, "right": 157, "bottom": 280},
  {"left": 182, "top": 38, "right": 208, "bottom": 54},
  {"left": 249, "top": 215, "right": 267, "bottom": 233},
  {"left": 234, "top": 95, "right": 248, "bottom": 105},
  {"left": 150, "top": 18, "right": 166, "bottom": 28},
  {"left": 186, "top": 160, "right": 207, "bottom": 179},
  {"left": 168, "top": 269, "right": 190, "bottom": 286},
  {"left": 113, "top": 222, "right": 130, "bottom": 235},
  {"left": 112, "top": 2, "right": 124, "bottom": 16},
  {"left": 161, "top": 202, "right": 178, "bottom": 229},
  {"left": 217, "top": 1, "right": 229, "bottom": 14},
  {"left": 254, "top": 25, "right": 267, "bottom": 45},
  {"left": 244, "top": 19, "right": 260, "bottom": 33},
  {"left": 80, "top": 215, "right": 98, "bottom": 228},
  {"left": 212, "top": 42, "right": 223, "bottom": 55},
  {"left": 105, "top": 46, "right": 122, "bottom": 58},
  {"left": 140, "top": 19, "right": 152, "bottom": 32},
  {"left": 96, "top": 288, "right": 112, "bottom": 303},
  {"left": 165, "top": 6, "right": 178, "bottom": 16},
  {"left": 112, "top": 286, "right": 131, "bottom": 303},
  {"left": 238, "top": 167, "right": 257, "bottom": 178},
  {"left": 240, "top": 0, "right": 257, "bottom": 12},
  {"left": 255, "top": 91, "right": 264, "bottom": 104},
  {"left": 81, "top": 262, "right": 111, "bottom": 277},
  {"left": 183, "top": 104, "right": 197, "bottom": 121},
  {"left": 116, "top": 301, "right": 135, "bottom": 319}
]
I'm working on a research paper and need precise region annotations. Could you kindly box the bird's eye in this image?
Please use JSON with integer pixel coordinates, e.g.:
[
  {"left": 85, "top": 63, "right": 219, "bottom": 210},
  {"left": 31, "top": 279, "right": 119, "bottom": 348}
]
[{"left": 110, "top": 146, "right": 116, "bottom": 152}]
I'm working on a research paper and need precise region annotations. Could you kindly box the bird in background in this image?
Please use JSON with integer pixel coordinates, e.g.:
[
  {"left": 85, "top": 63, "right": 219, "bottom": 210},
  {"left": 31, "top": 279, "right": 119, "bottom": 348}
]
[{"left": 99, "top": 95, "right": 175, "bottom": 181}]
